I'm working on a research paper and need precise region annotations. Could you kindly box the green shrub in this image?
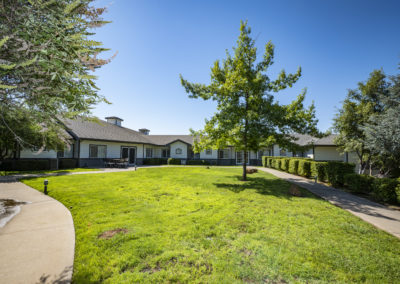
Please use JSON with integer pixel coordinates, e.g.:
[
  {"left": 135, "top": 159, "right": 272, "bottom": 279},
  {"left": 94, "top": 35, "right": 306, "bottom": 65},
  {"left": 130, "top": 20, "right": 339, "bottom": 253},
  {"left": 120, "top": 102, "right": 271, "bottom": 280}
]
[
  {"left": 281, "top": 158, "right": 290, "bottom": 172},
  {"left": 59, "top": 159, "right": 78, "bottom": 169},
  {"left": 143, "top": 158, "right": 168, "bottom": 165},
  {"left": 0, "top": 159, "right": 50, "bottom": 171},
  {"left": 344, "top": 173, "right": 374, "bottom": 194},
  {"left": 310, "top": 161, "right": 328, "bottom": 182},
  {"left": 288, "top": 159, "right": 299, "bottom": 175},
  {"left": 298, "top": 160, "right": 311, "bottom": 177},
  {"left": 186, "top": 160, "right": 210, "bottom": 165},
  {"left": 273, "top": 159, "right": 281, "bottom": 170},
  {"left": 262, "top": 156, "right": 268, "bottom": 167},
  {"left": 326, "top": 161, "right": 355, "bottom": 187},
  {"left": 167, "top": 158, "right": 181, "bottom": 165},
  {"left": 372, "top": 178, "right": 399, "bottom": 204},
  {"left": 396, "top": 180, "right": 400, "bottom": 204}
]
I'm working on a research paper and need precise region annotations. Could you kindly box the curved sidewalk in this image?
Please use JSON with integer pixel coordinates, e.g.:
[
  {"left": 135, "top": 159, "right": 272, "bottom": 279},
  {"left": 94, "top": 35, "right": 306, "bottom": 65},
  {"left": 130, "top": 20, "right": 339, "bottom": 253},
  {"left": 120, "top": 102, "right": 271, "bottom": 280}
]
[
  {"left": 258, "top": 167, "right": 400, "bottom": 239},
  {"left": 0, "top": 182, "right": 75, "bottom": 284}
]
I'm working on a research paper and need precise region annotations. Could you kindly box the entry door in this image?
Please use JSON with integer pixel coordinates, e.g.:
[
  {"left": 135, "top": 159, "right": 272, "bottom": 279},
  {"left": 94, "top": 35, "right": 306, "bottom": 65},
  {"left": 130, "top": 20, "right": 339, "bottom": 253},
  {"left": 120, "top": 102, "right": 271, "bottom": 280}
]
[
  {"left": 236, "top": 151, "right": 249, "bottom": 165},
  {"left": 129, "top": 148, "right": 136, "bottom": 164}
]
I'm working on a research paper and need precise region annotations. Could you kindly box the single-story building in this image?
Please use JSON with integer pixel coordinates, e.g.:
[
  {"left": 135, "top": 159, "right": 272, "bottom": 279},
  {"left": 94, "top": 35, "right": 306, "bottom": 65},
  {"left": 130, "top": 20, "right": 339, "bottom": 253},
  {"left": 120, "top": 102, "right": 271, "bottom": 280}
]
[{"left": 10, "top": 116, "right": 358, "bottom": 169}]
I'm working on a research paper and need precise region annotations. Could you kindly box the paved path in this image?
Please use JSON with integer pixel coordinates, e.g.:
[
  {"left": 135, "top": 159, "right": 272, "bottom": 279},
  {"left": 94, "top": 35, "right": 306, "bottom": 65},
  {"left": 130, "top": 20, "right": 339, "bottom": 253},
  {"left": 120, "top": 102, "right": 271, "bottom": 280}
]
[
  {"left": 0, "top": 182, "right": 75, "bottom": 283},
  {"left": 258, "top": 167, "right": 400, "bottom": 239}
]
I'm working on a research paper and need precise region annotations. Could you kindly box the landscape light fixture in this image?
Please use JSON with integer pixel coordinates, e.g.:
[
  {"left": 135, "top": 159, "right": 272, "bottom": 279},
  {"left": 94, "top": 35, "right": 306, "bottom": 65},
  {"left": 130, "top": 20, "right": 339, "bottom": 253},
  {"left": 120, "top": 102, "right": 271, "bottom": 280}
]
[{"left": 44, "top": 179, "right": 49, "bottom": 195}]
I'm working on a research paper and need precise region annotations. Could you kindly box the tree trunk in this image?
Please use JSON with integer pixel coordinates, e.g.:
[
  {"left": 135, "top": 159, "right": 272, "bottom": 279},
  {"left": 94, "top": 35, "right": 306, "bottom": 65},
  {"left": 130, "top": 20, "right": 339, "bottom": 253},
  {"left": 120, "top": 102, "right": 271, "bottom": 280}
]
[{"left": 242, "top": 151, "right": 247, "bottom": 181}]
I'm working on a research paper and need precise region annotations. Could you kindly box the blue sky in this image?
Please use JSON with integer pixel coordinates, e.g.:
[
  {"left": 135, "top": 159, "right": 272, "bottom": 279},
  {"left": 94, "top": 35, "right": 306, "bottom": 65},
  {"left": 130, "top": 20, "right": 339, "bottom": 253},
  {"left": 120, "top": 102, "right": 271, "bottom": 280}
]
[{"left": 92, "top": 0, "right": 400, "bottom": 134}]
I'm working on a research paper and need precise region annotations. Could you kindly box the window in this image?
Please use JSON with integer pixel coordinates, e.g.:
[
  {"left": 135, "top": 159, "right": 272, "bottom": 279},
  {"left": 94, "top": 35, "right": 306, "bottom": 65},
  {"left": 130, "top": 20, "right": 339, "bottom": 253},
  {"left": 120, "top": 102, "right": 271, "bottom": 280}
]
[
  {"left": 89, "top": 145, "right": 107, "bottom": 158},
  {"left": 162, "top": 149, "right": 170, "bottom": 158},
  {"left": 258, "top": 151, "right": 263, "bottom": 159},
  {"left": 218, "top": 149, "right": 229, "bottom": 159},
  {"left": 175, "top": 148, "right": 182, "bottom": 155},
  {"left": 146, "top": 148, "right": 153, "bottom": 158},
  {"left": 205, "top": 149, "right": 212, "bottom": 155},
  {"left": 279, "top": 149, "right": 286, "bottom": 156},
  {"left": 57, "top": 150, "right": 64, "bottom": 158}
]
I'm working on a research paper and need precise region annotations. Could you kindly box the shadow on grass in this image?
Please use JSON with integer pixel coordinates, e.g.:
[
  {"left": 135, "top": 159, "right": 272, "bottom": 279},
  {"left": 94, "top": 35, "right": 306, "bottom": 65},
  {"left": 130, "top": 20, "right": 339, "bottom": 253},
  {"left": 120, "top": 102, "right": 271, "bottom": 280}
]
[{"left": 214, "top": 175, "right": 319, "bottom": 200}]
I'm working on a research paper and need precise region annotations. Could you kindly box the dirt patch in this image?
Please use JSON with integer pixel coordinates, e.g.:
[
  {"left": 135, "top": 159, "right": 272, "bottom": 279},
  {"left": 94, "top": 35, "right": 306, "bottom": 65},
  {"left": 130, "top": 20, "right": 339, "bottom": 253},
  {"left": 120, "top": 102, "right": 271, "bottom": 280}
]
[
  {"left": 140, "top": 264, "right": 161, "bottom": 274},
  {"left": 288, "top": 184, "right": 302, "bottom": 197},
  {"left": 246, "top": 168, "right": 258, "bottom": 174},
  {"left": 98, "top": 228, "right": 128, "bottom": 239}
]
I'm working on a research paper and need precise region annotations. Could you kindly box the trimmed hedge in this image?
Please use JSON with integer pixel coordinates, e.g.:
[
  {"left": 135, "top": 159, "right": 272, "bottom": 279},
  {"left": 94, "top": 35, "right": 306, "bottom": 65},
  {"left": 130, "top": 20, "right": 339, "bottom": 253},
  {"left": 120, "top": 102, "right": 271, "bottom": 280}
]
[
  {"left": 186, "top": 160, "right": 210, "bottom": 165},
  {"left": 288, "top": 159, "right": 300, "bottom": 175},
  {"left": 0, "top": 159, "right": 50, "bottom": 171},
  {"left": 59, "top": 159, "right": 78, "bottom": 169},
  {"left": 262, "top": 156, "right": 355, "bottom": 186},
  {"left": 326, "top": 161, "right": 355, "bottom": 187},
  {"left": 143, "top": 158, "right": 168, "bottom": 165},
  {"left": 281, "top": 158, "right": 290, "bottom": 172},
  {"left": 167, "top": 158, "right": 181, "bottom": 165},
  {"left": 344, "top": 173, "right": 375, "bottom": 194},
  {"left": 372, "top": 178, "right": 399, "bottom": 204},
  {"left": 298, "top": 160, "right": 311, "bottom": 177},
  {"left": 310, "top": 161, "right": 328, "bottom": 182}
]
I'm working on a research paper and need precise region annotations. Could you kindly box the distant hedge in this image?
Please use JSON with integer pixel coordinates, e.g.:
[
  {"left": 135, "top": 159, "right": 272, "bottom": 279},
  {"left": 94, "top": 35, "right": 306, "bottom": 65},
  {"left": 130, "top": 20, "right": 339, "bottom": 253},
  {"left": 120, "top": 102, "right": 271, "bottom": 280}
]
[
  {"left": 186, "top": 160, "right": 210, "bottom": 165},
  {"left": 263, "top": 156, "right": 355, "bottom": 186},
  {"left": 0, "top": 159, "right": 51, "bottom": 171},
  {"left": 143, "top": 158, "right": 168, "bottom": 165},
  {"left": 59, "top": 158, "right": 78, "bottom": 169},
  {"left": 167, "top": 158, "right": 181, "bottom": 165}
]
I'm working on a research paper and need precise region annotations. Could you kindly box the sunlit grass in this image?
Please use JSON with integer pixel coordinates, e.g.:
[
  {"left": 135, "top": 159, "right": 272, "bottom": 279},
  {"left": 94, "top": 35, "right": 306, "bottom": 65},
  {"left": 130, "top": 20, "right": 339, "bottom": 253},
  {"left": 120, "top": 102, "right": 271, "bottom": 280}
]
[{"left": 23, "top": 167, "right": 400, "bottom": 283}]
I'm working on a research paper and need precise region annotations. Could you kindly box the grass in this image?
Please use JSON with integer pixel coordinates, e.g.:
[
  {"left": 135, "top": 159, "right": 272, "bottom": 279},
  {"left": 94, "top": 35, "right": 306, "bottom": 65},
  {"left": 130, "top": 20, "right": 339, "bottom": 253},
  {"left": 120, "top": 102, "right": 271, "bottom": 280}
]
[
  {"left": 1, "top": 168, "right": 100, "bottom": 176},
  {"left": 23, "top": 167, "right": 400, "bottom": 283}
]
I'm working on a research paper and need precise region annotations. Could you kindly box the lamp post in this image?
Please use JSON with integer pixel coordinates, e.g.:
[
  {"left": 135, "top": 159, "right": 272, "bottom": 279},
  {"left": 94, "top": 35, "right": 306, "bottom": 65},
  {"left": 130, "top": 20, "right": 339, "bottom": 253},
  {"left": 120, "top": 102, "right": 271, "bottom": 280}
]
[{"left": 44, "top": 179, "right": 49, "bottom": 195}]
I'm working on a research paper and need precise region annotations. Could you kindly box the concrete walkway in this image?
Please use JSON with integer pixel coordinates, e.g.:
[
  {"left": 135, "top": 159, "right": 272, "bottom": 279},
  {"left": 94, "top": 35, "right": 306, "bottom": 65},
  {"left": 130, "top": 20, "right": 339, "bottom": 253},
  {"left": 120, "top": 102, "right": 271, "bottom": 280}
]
[
  {"left": 0, "top": 182, "right": 75, "bottom": 283},
  {"left": 258, "top": 167, "right": 400, "bottom": 239}
]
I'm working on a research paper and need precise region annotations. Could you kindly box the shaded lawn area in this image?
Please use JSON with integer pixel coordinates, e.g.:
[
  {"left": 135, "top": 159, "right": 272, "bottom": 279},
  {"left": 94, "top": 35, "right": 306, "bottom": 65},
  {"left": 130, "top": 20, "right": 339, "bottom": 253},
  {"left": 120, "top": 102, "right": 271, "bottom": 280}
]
[
  {"left": 1, "top": 168, "right": 100, "bottom": 176},
  {"left": 23, "top": 167, "right": 400, "bottom": 283}
]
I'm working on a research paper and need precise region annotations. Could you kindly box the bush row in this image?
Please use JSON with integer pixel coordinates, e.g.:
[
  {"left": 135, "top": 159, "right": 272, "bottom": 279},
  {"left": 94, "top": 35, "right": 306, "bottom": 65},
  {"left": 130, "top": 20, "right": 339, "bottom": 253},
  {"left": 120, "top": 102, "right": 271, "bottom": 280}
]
[
  {"left": 186, "top": 160, "right": 211, "bottom": 165},
  {"left": 167, "top": 158, "right": 181, "bottom": 165},
  {"left": 344, "top": 174, "right": 400, "bottom": 204},
  {"left": 262, "top": 156, "right": 355, "bottom": 187},
  {"left": 143, "top": 158, "right": 168, "bottom": 165},
  {"left": 0, "top": 159, "right": 51, "bottom": 171}
]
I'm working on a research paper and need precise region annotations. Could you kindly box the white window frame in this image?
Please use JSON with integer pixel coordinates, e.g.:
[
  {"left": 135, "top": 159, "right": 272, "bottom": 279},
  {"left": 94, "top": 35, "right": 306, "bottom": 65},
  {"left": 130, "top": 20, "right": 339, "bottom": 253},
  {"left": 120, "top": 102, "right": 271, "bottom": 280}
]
[
  {"left": 175, "top": 148, "right": 182, "bottom": 155},
  {"left": 89, "top": 144, "right": 107, "bottom": 158},
  {"left": 146, "top": 148, "right": 153, "bottom": 158}
]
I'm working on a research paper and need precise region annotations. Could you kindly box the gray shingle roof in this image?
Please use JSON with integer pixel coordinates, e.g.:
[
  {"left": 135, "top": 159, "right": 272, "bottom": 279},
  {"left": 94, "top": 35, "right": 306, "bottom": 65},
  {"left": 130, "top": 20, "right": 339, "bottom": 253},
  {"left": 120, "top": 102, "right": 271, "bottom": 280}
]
[
  {"left": 63, "top": 117, "right": 337, "bottom": 147},
  {"left": 289, "top": 133, "right": 318, "bottom": 146},
  {"left": 64, "top": 118, "right": 152, "bottom": 144},
  {"left": 146, "top": 135, "right": 194, "bottom": 145},
  {"left": 313, "top": 134, "right": 337, "bottom": 146},
  {"left": 63, "top": 118, "right": 194, "bottom": 146}
]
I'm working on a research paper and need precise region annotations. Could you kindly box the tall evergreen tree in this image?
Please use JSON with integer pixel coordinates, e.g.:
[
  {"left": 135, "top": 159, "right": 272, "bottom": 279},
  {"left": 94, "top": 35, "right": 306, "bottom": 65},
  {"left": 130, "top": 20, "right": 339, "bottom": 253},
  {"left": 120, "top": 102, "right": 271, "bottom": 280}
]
[
  {"left": 363, "top": 68, "right": 400, "bottom": 176},
  {"left": 180, "top": 21, "right": 319, "bottom": 180},
  {"left": 333, "top": 70, "right": 388, "bottom": 174}
]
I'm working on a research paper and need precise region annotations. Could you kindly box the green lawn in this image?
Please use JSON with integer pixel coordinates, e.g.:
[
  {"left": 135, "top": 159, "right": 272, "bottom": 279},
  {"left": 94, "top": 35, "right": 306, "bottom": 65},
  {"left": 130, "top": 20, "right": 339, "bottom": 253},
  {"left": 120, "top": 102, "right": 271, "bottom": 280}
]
[
  {"left": 1, "top": 168, "right": 100, "bottom": 176},
  {"left": 23, "top": 167, "right": 400, "bottom": 283}
]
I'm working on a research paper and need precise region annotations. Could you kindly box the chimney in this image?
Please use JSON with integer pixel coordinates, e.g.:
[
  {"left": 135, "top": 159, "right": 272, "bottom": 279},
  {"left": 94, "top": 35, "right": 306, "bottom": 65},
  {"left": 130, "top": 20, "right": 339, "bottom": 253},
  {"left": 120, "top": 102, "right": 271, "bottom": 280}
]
[
  {"left": 105, "top": 116, "right": 123, "bottom": 126},
  {"left": 139, "top": 128, "right": 150, "bottom": 135}
]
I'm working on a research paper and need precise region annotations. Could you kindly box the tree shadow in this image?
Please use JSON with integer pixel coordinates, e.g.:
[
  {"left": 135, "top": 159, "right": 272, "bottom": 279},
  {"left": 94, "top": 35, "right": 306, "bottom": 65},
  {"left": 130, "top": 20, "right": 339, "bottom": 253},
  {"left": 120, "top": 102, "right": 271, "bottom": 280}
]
[
  {"left": 214, "top": 175, "right": 319, "bottom": 200},
  {"left": 36, "top": 265, "right": 73, "bottom": 284}
]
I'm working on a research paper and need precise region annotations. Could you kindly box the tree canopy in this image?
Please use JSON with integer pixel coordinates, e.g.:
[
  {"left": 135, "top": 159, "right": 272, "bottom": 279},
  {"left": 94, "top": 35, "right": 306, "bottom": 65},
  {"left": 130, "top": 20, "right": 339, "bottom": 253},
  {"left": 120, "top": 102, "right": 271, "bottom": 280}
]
[
  {"left": 333, "top": 70, "right": 389, "bottom": 174},
  {"left": 180, "top": 21, "right": 319, "bottom": 180},
  {"left": 0, "top": 0, "right": 113, "bottom": 159}
]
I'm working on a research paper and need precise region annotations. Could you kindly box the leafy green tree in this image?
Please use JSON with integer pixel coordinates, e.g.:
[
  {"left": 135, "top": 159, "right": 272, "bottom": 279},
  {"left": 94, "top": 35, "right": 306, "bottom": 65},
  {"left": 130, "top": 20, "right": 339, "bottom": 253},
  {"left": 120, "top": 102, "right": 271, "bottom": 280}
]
[
  {"left": 180, "top": 21, "right": 319, "bottom": 180},
  {"left": 0, "top": 0, "right": 112, "bottom": 160},
  {"left": 333, "top": 70, "right": 389, "bottom": 174},
  {"left": 363, "top": 70, "right": 400, "bottom": 177}
]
